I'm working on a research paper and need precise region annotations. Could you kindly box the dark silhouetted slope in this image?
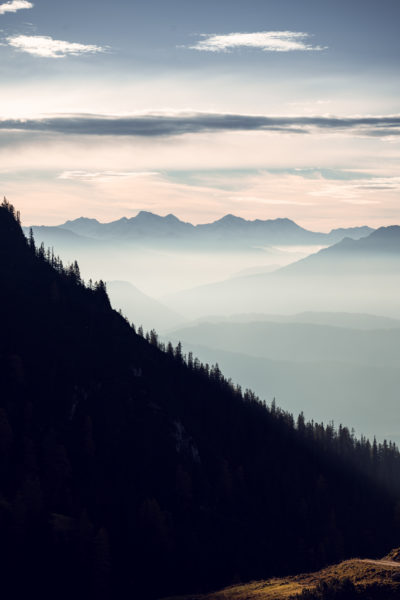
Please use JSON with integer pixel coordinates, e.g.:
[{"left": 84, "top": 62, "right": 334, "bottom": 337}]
[{"left": 1, "top": 200, "right": 399, "bottom": 600}]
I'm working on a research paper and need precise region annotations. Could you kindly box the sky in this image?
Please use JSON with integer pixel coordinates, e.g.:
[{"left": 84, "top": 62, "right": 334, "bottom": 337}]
[{"left": 0, "top": 0, "right": 399, "bottom": 229}]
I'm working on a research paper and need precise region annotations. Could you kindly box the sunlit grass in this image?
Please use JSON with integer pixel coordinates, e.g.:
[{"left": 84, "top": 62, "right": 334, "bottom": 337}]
[{"left": 161, "top": 555, "right": 400, "bottom": 600}]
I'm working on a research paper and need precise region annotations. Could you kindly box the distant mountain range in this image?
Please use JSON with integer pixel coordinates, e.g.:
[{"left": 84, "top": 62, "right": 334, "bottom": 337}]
[
  {"left": 184, "top": 311, "right": 400, "bottom": 330},
  {"left": 26, "top": 212, "right": 374, "bottom": 249},
  {"left": 164, "top": 225, "right": 400, "bottom": 318}
]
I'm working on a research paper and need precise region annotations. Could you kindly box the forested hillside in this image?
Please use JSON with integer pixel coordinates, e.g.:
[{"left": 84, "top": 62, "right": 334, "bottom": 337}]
[{"left": 1, "top": 199, "right": 400, "bottom": 600}]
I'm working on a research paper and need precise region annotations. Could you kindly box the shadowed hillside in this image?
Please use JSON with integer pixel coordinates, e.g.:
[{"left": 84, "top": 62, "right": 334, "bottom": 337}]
[{"left": 1, "top": 200, "right": 400, "bottom": 599}]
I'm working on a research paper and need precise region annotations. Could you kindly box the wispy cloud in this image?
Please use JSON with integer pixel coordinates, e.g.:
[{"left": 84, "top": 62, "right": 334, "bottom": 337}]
[
  {"left": 189, "top": 31, "right": 326, "bottom": 53},
  {"left": 0, "top": 0, "right": 33, "bottom": 15},
  {"left": 58, "top": 170, "right": 159, "bottom": 182},
  {"left": 309, "top": 176, "right": 400, "bottom": 203},
  {"left": 1, "top": 112, "right": 400, "bottom": 137},
  {"left": 228, "top": 195, "right": 314, "bottom": 206},
  {"left": 6, "top": 35, "right": 106, "bottom": 58}
]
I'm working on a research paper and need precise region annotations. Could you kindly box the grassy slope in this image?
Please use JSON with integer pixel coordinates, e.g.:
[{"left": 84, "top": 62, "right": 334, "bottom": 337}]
[{"left": 161, "top": 555, "right": 400, "bottom": 600}]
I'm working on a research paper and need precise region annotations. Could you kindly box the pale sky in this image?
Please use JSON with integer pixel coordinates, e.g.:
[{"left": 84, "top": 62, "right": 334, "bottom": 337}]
[{"left": 0, "top": 0, "right": 399, "bottom": 229}]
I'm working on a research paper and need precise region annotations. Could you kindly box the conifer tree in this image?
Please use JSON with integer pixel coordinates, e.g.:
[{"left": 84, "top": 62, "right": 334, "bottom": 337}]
[{"left": 28, "top": 228, "right": 36, "bottom": 251}]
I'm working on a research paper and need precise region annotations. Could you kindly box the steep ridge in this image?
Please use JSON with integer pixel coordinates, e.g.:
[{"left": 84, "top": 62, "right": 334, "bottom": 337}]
[
  {"left": 1, "top": 200, "right": 399, "bottom": 600},
  {"left": 280, "top": 225, "right": 400, "bottom": 275},
  {"left": 164, "top": 226, "right": 400, "bottom": 317}
]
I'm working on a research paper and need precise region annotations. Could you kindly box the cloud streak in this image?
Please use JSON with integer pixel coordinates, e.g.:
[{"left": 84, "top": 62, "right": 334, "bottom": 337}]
[
  {"left": 0, "top": 0, "right": 33, "bottom": 15},
  {"left": 309, "top": 176, "right": 400, "bottom": 202},
  {"left": 1, "top": 112, "right": 400, "bottom": 137},
  {"left": 58, "top": 170, "right": 160, "bottom": 182},
  {"left": 189, "top": 31, "right": 326, "bottom": 53},
  {"left": 6, "top": 35, "right": 105, "bottom": 58}
]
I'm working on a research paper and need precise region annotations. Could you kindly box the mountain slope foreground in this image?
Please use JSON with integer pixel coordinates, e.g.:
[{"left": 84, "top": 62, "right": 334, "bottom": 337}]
[
  {"left": 1, "top": 199, "right": 400, "bottom": 600},
  {"left": 162, "top": 553, "right": 400, "bottom": 600}
]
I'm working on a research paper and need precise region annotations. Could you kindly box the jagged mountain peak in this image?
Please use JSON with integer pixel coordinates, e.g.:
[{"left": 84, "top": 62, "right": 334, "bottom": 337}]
[
  {"left": 63, "top": 216, "right": 100, "bottom": 226},
  {"left": 134, "top": 210, "right": 183, "bottom": 222},
  {"left": 370, "top": 224, "right": 400, "bottom": 238},
  {"left": 214, "top": 213, "right": 245, "bottom": 223},
  {"left": 135, "top": 210, "right": 162, "bottom": 220}
]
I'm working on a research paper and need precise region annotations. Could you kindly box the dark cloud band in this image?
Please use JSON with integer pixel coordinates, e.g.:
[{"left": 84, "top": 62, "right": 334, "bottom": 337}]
[{"left": 1, "top": 113, "right": 400, "bottom": 137}]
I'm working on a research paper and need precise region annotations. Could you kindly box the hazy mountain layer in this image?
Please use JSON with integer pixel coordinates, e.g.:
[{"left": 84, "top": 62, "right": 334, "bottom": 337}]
[
  {"left": 281, "top": 225, "right": 400, "bottom": 275},
  {"left": 25, "top": 225, "right": 302, "bottom": 296},
  {"left": 167, "top": 321, "right": 400, "bottom": 367},
  {"left": 164, "top": 226, "right": 400, "bottom": 318},
  {"left": 107, "top": 280, "right": 183, "bottom": 331},
  {"left": 183, "top": 311, "right": 400, "bottom": 330}
]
